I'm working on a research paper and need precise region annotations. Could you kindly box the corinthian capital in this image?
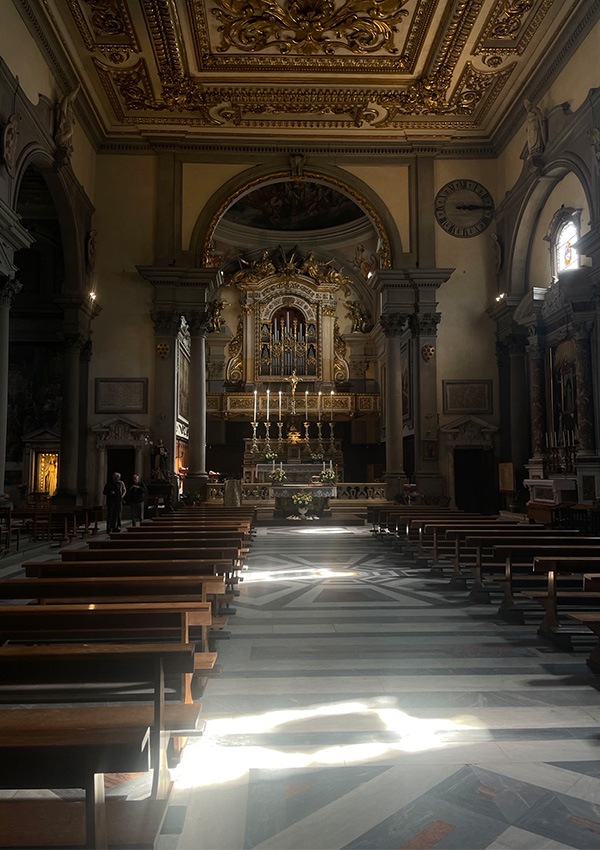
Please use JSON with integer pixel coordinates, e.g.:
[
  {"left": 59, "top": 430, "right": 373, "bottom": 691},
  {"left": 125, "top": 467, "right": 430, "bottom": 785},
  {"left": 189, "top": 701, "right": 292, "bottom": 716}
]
[
  {"left": 185, "top": 310, "right": 211, "bottom": 336},
  {"left": 0, "top": 277, "right": 22, "bottom": 308},
  {"left": 410, "top": 312, "right": 441, "bottom": 337},
  {"left": 380, "top": 312, "right": 409, "bottom": 337},
  {"left": 151, "top": 310, "right": 181, "bottom": 336}
]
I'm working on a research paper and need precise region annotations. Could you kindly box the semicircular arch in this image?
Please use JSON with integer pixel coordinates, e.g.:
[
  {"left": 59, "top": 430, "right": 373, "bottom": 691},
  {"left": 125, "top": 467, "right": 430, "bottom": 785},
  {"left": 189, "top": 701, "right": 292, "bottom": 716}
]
[
  {"left": 12, "top": 144, "right": 83, "bottom": 296},
  {"left": 508, "top": 154, "right": 594, "bottom": 297},
  {"left": 189, "top": 165, "right": 402, "bottom": 270}
]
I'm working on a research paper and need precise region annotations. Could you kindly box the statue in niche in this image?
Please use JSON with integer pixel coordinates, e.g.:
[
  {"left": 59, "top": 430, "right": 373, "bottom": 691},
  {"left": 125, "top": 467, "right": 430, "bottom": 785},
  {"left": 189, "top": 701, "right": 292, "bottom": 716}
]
[
  {"left": 524, "top": 99, "right": 546, "bottom": 160},
  {"left": 55, "top": 85, "right": 80, "bottom": 166},
  {"left": 152, "top": 439, "right": 170, "bottom": 481},
  {"left": 345, "top": 300, "right": 370, "bottom": 333},
  {"left": 208, "top": 300, "right": 229, "bottom": 332}
]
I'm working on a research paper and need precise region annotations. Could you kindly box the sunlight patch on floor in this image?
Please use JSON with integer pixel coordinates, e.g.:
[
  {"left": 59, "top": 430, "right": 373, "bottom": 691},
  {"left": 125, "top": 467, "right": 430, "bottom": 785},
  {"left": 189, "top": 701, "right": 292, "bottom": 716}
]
[{"left": 172, "top": 699, "right": 487, "bottom": 789}]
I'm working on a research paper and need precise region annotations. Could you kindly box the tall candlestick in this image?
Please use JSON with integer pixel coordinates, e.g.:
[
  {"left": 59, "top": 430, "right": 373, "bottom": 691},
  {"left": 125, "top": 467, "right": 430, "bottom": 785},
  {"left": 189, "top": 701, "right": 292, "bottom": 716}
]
[
  {"left": 330, "top": 390, "right": 334, "bottom": 416},
  {"left": 278, "top": 390, "right": 282, "bottom": 420},
  {"left": 318, "top": 391, "right": 322, "bottom": 418},
  {"left": 266, "top": 389, "right": 270, "bottom": 420},
  {"left": 253, "top": 389, "right": 257, "bottom": 421},
  {"left": 305, "top": 390, "right": 308, "bottom": 419}
]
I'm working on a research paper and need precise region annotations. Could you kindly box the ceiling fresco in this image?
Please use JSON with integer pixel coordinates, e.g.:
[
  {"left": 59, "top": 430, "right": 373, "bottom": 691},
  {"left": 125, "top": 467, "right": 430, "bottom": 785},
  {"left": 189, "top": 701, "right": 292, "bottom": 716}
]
[
  {"left": 32, "top": 0, "right": 589, "bottom": 140},
  {"left": 222, "top": 182, "right": 365, "bottom": 230}
]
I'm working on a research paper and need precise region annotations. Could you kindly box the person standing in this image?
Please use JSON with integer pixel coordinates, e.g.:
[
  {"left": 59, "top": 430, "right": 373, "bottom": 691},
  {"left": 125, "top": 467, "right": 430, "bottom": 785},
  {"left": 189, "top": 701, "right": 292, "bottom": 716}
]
[
  {"left": 103, "top": 471, "right": 126, "bottom": 533},
  {"left": 127, "top": 473, "right": 147, "bottom": 527}
]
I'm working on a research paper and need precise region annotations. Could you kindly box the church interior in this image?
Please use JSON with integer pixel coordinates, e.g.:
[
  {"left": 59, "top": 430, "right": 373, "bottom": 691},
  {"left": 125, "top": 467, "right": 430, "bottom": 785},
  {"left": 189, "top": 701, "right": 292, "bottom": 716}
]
[{"left": 2, "top": 0, "right": 600, "bottom": 848}]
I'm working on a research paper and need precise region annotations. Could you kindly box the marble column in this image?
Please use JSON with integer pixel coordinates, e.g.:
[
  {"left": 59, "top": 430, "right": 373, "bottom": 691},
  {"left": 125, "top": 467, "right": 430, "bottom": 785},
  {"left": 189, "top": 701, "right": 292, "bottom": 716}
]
[
  {"left": 185, "top": 311, "right": 211, "bottom": 497},
  {"left": 0, "top": 278, "right": 22, "bottom": 502},
  {"left": 573, "top": 322, "right": 596, "bottom": 454},
  {"left": 527, "top": 334, "right": 546, "bottom": 458},
  {"left": 56, "top": 333, "right": 85, "bottom": 502},
  {"left": 507, "top": 334, "right": 530, "bottom": 487},
  {"left": 411, "top": 311, "right": 442, "bottom": 496},
  {"left": 380, "top": 313, "right": 409, "bottom": 499},
  {"left": 151, "top": 310, "right": 181, "bottom": 472}
]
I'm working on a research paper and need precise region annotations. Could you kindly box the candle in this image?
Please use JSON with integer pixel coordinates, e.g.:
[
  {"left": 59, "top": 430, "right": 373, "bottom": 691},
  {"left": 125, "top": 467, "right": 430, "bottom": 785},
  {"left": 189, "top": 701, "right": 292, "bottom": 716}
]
[
  {"left": 266, "top": 389, "right": 270, "bottom": 420},
  {"left": 305, "top": 390, "right": 308, "bottom": 420},
  {"left": 318, "top": 391, "right": 322, "bottom": 418},
  {"left": 322, "top": 462, "right": 325, "bottom": 471},
  {"left": 330, "top": 390, "right": 334, "bottom": 417},
  {"left": 280, "top": 462, "right": 283, "bottom": 470},
  {"left": 330, "top": 460, "right": 332, "bottom": 470},
  {"left": 253, "top": 390, "right": 257, "bottom": 421},
  {"left": 279, "top": 390, "right": 282, "bottom": 420},
  {"left": 272, "top": 459, "right": 275, "bottom": 469}
]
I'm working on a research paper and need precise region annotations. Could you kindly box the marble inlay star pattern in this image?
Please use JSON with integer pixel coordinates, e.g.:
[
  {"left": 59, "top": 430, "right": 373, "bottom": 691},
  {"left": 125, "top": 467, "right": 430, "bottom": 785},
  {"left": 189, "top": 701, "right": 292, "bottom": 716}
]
[{"left": 159, "top": 525, "right": 600, "bottom": 850}]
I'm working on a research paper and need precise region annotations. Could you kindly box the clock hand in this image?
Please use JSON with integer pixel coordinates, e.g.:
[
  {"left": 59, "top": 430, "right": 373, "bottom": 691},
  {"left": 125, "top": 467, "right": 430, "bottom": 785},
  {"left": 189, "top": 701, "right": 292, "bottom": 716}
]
[{"left": 454, "top": 203, "right": 493, "bottom": 211}]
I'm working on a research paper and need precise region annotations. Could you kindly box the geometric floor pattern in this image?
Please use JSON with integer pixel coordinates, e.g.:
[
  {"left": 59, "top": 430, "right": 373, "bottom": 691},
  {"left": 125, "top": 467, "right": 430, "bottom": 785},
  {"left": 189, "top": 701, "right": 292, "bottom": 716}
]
[{"left": 160, "top": 525, "right": 600, "bottom": 850}]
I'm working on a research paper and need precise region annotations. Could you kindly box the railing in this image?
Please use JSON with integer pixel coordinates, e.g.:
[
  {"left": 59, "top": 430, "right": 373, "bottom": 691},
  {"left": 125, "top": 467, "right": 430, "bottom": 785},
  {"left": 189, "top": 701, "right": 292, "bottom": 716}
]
[{"left": 205, "top": 482, "right": 386, "bottom": 502}]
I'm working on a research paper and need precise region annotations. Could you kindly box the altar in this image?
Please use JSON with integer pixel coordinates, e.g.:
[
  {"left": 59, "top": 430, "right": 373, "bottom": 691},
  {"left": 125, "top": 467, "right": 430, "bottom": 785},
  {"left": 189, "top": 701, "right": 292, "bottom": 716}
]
[
  {"left": 256, "top": 463, "right": 323, "bottom": 483},
  {"left": 271, "top": 484, "right": 337, "bottom": 518}
]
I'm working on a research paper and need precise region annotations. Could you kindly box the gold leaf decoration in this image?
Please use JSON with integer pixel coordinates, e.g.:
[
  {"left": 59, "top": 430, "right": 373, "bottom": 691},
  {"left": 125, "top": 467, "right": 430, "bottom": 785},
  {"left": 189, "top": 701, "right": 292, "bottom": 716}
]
[{"left": 211, "top": 0, "right": 409, "bottom": 56}]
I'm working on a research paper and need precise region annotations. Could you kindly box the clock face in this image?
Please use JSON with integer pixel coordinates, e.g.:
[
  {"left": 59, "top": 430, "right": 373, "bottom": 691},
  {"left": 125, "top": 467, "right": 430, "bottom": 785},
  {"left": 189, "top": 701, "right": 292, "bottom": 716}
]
[{"left": 434, "top": 179, "right": 495, "bottom": 238}]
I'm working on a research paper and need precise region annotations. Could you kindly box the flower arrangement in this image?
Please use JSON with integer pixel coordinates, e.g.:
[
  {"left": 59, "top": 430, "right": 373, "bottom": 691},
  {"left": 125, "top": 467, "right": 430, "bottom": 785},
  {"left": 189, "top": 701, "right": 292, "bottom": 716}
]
[
  {"left": 319, "top": 469, "right": 337, "bottom": 484},
  {"left": 269, "top": 467, "right": 287, "bottom": 483},
  {"left": 264, "top": 451, "right": 279, "bottom": 462},
  {"left": 310, "top": 451, "right": 324, "bottom": 462},
  {"left": 292, "top": 491, "right": 314, "bottom": 508}
]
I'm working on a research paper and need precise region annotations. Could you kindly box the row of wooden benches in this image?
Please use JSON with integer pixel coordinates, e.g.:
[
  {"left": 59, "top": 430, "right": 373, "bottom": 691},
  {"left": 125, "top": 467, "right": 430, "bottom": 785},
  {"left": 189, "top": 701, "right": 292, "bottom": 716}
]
[
  {"left": 0, "top": 505, "right": 256, "bottom": 850},
  {"left": 370, "top": 504, "right": 600, "bottom": 662}
]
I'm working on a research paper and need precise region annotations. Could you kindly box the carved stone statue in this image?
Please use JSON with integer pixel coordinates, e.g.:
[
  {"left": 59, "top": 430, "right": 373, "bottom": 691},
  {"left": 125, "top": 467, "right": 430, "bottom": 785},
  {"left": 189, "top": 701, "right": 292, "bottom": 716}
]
[
  {"left": 55, "top": 85, "right": 80, "bottom": 166},
  {"left": 524, "top": 99, "right": 546, "bottom": 160},
  {"left": 591, "top": 127, "right": 600, "bottom": 169},
  {"left": 346, "top": 300, "right": 370, "bottom": 333},
  {"left": 208, "top": 299, "right": 229, "bottom": 332}
]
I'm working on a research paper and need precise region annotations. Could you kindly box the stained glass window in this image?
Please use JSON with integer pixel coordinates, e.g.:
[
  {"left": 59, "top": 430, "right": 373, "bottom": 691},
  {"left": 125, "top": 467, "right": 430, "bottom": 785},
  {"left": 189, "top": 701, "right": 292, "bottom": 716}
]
[{"left": 556, "top": 220, "right": 579, "bottom": 273}]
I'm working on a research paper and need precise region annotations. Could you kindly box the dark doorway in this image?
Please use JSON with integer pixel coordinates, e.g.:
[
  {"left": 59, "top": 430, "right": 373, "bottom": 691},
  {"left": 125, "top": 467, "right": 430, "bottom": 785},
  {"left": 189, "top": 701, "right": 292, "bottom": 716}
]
[
  {"left": 454, "top": 448, "right": 496, "bottom": 514},
  {"left": 106, "top": 448, "right": 135, "bottom": 489}
]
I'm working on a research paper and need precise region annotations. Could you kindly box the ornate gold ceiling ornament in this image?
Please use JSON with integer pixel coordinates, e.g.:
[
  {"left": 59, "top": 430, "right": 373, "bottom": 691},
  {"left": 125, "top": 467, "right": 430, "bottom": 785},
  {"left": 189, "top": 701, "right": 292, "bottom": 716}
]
[
  {"left": 490, "top": 1, "right": 534, "bottom": 39},
  {"left": 94, "top": 59, "right": 156, "bottom": 110},
  {"left": 474, "top": 0, "right": 552, "bottom": 62},
  {"left": 65, "top": 0, "right": 139, "bottom": 52},
  {"left": 200, "top": 170, "right": 391, "bottom": 269},
  {"left": 140, "top": 0, "right": 187, "bottom": 79},
  {"left": 211, "top": 0, "right": 409, "bottom": 56},
  {"left": 188, "top": 0, "right": 436, "bottom": 72}
]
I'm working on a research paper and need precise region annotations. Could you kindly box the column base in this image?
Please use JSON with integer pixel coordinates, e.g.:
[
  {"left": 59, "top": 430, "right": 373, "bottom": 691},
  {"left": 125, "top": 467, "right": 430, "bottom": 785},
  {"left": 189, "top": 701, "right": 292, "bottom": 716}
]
[
  {"left": 384, "top": 472, "right": 407, "bottom": 501},
  {"left": 184, "top": 473, "right": 208, "bottom": 502}
]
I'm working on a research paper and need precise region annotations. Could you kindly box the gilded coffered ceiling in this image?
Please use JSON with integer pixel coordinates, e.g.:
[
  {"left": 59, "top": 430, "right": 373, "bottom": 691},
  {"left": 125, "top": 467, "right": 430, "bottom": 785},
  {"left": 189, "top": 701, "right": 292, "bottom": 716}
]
[{"left": 32, "top": 0, "right": 590, "bottom": 141}]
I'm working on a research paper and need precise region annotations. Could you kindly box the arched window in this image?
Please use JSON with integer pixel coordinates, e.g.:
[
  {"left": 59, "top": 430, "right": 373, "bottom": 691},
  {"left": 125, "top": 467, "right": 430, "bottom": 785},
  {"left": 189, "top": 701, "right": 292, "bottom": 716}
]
[
  {"left": 555, "top": 219, "right": 579, "bottom": 273},
  {"left": 545, "top": 207, "right": 581, "bottom": 279}
]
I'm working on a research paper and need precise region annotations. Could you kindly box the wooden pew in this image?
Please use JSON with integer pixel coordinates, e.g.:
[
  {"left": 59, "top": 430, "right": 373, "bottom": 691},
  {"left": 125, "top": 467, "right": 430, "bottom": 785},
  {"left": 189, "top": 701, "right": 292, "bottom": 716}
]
[
  {"left": 25, "top": 558, "right": 233, "bottom": 578},
  {"left": 0, "top": 601, "right": 213, "bottom": 649},
  {"left": 412, "top": 518, "right": 520, "bottom": 565},
  {"left": 0, "top": 642, "right": 197, "bottom": 848},
  {"left": 461, "top": 530, "right": 580, "bottom": 601},
  {"left": 0, "top": 575, "right": 226, "bottom": 605},
  {"left": 492, "top": 541, "right": 600, "bottom": 619},
  {"left": 524, "top": 556, "right": 600, "bottom": 640}
]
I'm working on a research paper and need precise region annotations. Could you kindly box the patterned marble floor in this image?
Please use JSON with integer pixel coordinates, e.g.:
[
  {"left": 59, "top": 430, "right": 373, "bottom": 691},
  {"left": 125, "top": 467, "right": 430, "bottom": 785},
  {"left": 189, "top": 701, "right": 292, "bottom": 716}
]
[{"left": 157, "top": 525, "right": 600, "bottom": 850}]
